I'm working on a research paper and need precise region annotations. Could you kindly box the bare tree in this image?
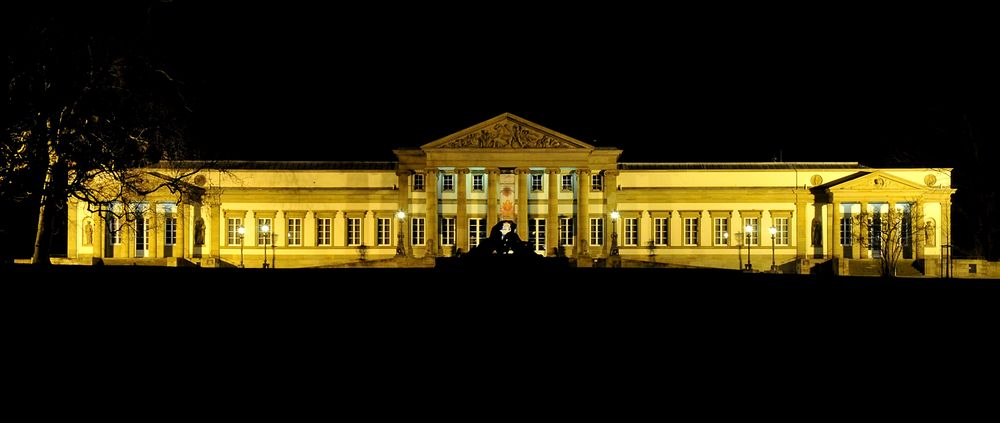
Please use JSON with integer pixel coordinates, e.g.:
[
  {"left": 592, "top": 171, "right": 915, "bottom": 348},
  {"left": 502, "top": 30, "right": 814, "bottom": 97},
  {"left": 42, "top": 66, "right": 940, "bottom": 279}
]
[
  {"left": 852, "top": 207, "right": 917, "bottom": 277},
  {"left": 6, "top": 3, "right": 211, "bottom": 264}
]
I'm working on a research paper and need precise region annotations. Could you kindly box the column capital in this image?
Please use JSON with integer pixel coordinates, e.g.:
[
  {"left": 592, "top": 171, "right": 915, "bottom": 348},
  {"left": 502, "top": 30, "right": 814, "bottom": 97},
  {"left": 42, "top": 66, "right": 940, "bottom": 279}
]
[
  {"left": 456, "top": 168, "right": 471, "bottom": 175},
  {"left": 574, "top": 167, "right": 591, "bottom": 175},
  {"left": 604, "top": 169, "right": 620, "bottom": 177},
  {"left": 486, "top": 167, "right": 501, "bottom": 175},
  {"left": 546, "top": 168, "right": 561, "bottom": 175},
  {"left": 514, "top": 168, "right": 532, "bottom": 175},
  {"left": 396, "top": 169, "right": 413, "bottom": 177},
  {"left": 425, "top": 168, "right": 439, "bottom": 175}
]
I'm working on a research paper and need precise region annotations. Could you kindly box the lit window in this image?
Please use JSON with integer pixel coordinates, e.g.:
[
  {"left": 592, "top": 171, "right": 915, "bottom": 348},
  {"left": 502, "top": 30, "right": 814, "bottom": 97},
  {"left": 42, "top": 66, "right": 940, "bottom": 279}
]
[
  {"left": 774, "top": 217, "right": 789, "bottom": 246},
  {"left": 442, "top": 174, "right": 454, "bottom": 192},
  {"left": 227, "top": 218, "right": 242, "bottom": 245},
  {"left": 590, "top": 218, "right": 603, "bottom": 246},
  {"left": 684, "top": 218, "right": 698, "bottom": 246},
  {"left": 413, "top": 174, "right": 425, "bottom": 191},
  {"left": 317, "top": 218, "right": 331, "bottom": 246},
  {"left": 165, "top": 217, "right": 176, "bottom": 246},
  {"left": 591, "top": 174, "right": 603, "bottom": 191},
  {"left": 347, "top": 218, "right": 361, "bottom": 246},
  {"left": 561, "top": 174, "right": 573, "bottom": 191},
  {"left": 840, "top": 217, "right": 852, "bottom": 247},
  {"left": 714, "top": 218, "right": 728, "bottom": 246},
  {"left": 744, "top": 217, "right": 759, "bottom": 246},
  {"left": 472, "top": 174, "right": 484, "bottom": 192},
  {"left": 529, "top": 218, "right": 546, "bottom": 253},
  {"left": 654, "top": 217, "right": 669, "bottom": 246},
  {"left": 377, "top": 218, "right": 391, "bottom": 246},
  {"left": 411, "top": 218, "right": 425, "bottom": 246},
  {"left": 560, "top": 218, "right": 574, "bottom": 246},
  {"left": 287, "top": 218, "right": 302, "bottom": 246},
  {"left": 441, "top": 217, "right": 455, "bottom": 246},
  {"left": 469, "top": 218, "right": 485, "bottom": 247},
  {"left": 108, "top": 215, "right": 121, "bottom": 245},
  {"left": 624, "top": 218, "right": 638, "bottom": 246},
  {"left": 530, "top": 174, "right": 543, "bottom": 192}
]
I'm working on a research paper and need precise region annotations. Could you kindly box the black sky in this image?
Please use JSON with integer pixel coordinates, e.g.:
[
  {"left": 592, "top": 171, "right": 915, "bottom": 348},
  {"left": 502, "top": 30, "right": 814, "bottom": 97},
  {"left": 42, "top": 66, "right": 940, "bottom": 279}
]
[{"left": 14, "top": 2, "right": 1000, "bottom": 165}]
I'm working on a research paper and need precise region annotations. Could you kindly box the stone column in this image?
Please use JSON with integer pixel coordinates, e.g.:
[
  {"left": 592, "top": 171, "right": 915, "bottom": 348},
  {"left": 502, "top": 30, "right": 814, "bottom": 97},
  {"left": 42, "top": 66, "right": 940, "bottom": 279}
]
[
  {"left": 397, "top": 170, "right": 412, "bottom": 255},
  {"left": 274, "top": 210, "right": 286, "bottom": 247},
  {"left": 176, "top": 203, "right": 186, "bottom": 259},
  {"left": 456, "top": 168, "right": 469, "bottom": 253},
  {"left": 67, "top": 200, "right": 78, "bottom": 259},
  {"left": 795, "top": 201, "right": 807, "bottom": 259},
  {"left": 604, "top": 170, "right": 619, "bottom": 253},
  {"left": 425, "top": 168, "right": 439, "bottom": 257},
  {"left": 915, "top": 200, "right": 925, "bottom": 260},
  {"left": 830, "top": 200, "right": 841, "bottom": 261},
  {"left": 334, "top": 211, "right": 346, "bottom": 247},
  {"left": 304, "top": 210, "right": 316, "bottom": 247},
  {"left": 364, "top": 210, "right": 376, "bottom": 247},
  {"left": 858, "top": 201, "right": 869, "bottom": 259},
  {"left": 246, "top": 210, "right": 257, "bottom": 247},
  {"left": 576, "top": 168, "right": 591, "bottom": 257},
  {"left": 516, "top": 168, "right": 529, "bottom": 237},
  {"left": 151, "top": 202, "right": 162, "bottom": 258},
  {"left": 209, "top": 205, "right": 220, "bottom": 258},
  {"left": 487, "top": 168, "right": 499, "bottom": 230},
  {"left": 546, "top": 169, "right": 560, "bottom": 256}
]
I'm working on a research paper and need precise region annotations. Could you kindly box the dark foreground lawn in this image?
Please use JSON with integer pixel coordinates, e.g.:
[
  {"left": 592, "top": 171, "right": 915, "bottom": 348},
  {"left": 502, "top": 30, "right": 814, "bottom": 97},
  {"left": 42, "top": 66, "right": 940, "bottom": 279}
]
[{"left": 4, "top": 263, "right": 996, "bottom": 415}]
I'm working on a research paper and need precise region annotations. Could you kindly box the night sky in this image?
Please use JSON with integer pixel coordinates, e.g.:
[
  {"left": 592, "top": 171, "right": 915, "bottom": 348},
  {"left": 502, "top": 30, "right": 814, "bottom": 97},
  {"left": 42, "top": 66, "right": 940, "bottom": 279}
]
[{"left": 41, "top": 1, "right": 987, "bottom": 166}]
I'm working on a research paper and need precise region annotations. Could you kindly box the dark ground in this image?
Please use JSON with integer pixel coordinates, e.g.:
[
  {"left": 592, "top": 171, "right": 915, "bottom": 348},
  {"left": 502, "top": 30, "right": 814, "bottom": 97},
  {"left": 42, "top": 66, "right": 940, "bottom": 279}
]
[{"left": 4, "top": 264, "right": 996, "bottom": 415}]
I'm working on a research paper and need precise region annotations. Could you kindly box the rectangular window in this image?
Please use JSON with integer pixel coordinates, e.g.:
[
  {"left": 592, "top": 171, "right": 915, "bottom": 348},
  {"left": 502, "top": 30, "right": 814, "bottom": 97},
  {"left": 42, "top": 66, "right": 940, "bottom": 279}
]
[
  {"left": 411, "top": 217, "right": 425, "bottom": 246},
  {"left": 377, "top": 218, "right": 391, "bottom": 246},
  {"left": 590, "top": 217, "right": 603, "bottom": 246},
  {"left": 744, "top": 217, "right": 759, "bottom": 246},
  {"left": 109, "top": 215, "right": 120, "bottom": 245},
  {"left": 774, "top": 217, "right": 789, "bottom": 246},
  {"left": 472, "top": 174, "right": 484, "bottom": 192},
  {"left": 287, "top": 218, "right": 302, "bottom": 246},
  {"left": 227, "top": 218, "right": 242, "bottom": 245},
  {"left": 530, "top": 174, "right": 543, "bottom": 192},
  {"left": 624, "top": 218, "right": 638, "bottom": 246},
  {"left": 347, "top": 218, "right": 361, "bottom": 246},
  {"left": 684, "top": 218, "right": 699, "bottom": 246},
  {"left": 469, "top": 218, "right": 485, "bottom": 247},
  {"left": 442, "top": 174, "right": 454, "bottom": 192},
  {"left": 529, "top": 218, "right": 546, "bottom": 253},
  {"left": 560, "top": 217, "right": 574, "bottom": 246},
  {"left": 317, "top": 218, "right": 331, "bottom": 246},
  {"left": 165, "top": 217, "right": 177, "bottom": 246},
  {"left": 591, "top": 174, "right": 603, "bottom": 191},
  {"left": 561, "top": 174, "right": 573, "bottom": 191},
  {"left": 869, "top": 212, "right": 882, "bottom": 253},
  {"left": 654, "top": 217, "right": 669, "bottom": 246},
  {"left": 258, "top": 218, "right": 272, "bottom": 245},
  {"left": 713, "top": 218, "right": 728, "bottom": 246},
  {"left": 413, "top": 174, "right": 425, "bottom": 191},
  {"left": 441, "top": 217, "right": 455, "bottom": 246},
  {"left": 840, "top": 217, "right": 852, "bottom": 246}
]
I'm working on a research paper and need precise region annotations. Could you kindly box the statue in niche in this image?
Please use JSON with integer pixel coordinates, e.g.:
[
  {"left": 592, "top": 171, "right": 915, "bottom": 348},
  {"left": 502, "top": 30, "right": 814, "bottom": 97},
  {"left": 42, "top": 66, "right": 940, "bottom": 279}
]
[
  {"left": 925, "top": 220, "right": 936, "bottom": 247},
  {"left": 811, "top": 218, "right": 823, "bottom": 247},
  {"left": 194, "top": 218, "right": 205, "bottom": 246},
  {"left": 83, "top": 220, "right": 93, "bottom": 246}
]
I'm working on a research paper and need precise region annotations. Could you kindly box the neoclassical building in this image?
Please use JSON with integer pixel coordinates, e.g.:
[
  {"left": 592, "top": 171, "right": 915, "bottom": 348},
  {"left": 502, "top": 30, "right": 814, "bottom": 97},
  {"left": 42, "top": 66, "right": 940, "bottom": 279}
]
[{"left": 65, "top": 113, "right": 954, "bottom": 275}]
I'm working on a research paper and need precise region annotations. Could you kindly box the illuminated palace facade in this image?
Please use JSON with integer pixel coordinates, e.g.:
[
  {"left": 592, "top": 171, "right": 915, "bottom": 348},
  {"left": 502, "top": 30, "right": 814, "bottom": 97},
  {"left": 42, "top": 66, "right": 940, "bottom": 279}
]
[{"left": 65, "top": 114, "right": 954, "bottom": 276}]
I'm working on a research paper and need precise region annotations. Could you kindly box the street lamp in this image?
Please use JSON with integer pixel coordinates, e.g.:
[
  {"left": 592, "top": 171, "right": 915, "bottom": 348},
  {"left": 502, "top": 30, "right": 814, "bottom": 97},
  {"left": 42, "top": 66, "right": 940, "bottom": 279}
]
[
  {"left": 237, "top": 226, "right": 245, "bottom": 268},
  {"left": 396, "top": 210, "right": 407, "bottom": 257},
  {"left": 609, "top": 210, "right": 620, "bottom": 256},
  {"left": 744, "top": 224, "right": 753, "bottom": 271},
  {"left": 260, "top": 223, "right": 270, "bottom": 268},
  {"left": 769, "top": 226, "right": 777, "bottom": 272},
  {"left": 724, "top": 231, "right": 732, "bottom": 268}
]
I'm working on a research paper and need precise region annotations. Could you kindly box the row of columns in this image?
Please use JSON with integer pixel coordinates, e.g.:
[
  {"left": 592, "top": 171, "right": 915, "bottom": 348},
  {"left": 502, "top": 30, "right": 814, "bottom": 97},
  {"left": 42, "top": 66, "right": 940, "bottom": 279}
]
[
  {"left": 408, "top": 167, "right": 609, "bottom": 258},
  {"left": 826, "top": 198, "right": 931, "bottom": 261}
]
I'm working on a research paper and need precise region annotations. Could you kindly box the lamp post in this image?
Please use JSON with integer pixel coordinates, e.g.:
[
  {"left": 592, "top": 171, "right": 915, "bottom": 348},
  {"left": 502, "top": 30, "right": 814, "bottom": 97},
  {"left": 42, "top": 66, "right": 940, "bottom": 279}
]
[
  {"left": 260, "top": 223, "right": 270, "bottom": 268},
  {"left": 609, "top": 210, "right": 620, "bottom": 256},
  {"left": 237, "top": 226, "right": 245, "bottom": 268},
  {"left": 724, "top": 231, "right": 732, "bottom": 268},
  {"left": 769, "top": 226, "right": 777, "bottom": 272},
  {"left": 745, "top": 224, "right": 753, "bottom": 271},
  {"left": 395, "top": 210, "right": 407, "bottom": 257}
]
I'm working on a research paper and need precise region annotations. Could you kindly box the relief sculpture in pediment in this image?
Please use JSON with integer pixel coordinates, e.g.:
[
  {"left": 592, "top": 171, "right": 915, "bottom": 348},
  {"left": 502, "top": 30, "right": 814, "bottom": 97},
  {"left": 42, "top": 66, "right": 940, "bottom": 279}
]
[{"left": 441, "top": 123, "right": 569, "bottom": 148}]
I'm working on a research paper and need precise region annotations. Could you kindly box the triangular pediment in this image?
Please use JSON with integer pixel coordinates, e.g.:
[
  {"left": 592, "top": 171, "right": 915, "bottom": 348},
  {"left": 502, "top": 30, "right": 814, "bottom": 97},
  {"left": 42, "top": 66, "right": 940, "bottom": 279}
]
[
  {"left": 421, "top": 113, "right": 595, "bottom": 150},
  {"left": 825, "top": 171, "right": 927, "bottom": 191}
]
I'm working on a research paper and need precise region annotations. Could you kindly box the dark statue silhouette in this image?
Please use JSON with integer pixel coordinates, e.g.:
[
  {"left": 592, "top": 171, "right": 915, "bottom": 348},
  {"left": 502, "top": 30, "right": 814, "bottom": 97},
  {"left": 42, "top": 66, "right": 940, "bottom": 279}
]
[{"left": 466, "top": 220, "right": 535, "bottom": 256}]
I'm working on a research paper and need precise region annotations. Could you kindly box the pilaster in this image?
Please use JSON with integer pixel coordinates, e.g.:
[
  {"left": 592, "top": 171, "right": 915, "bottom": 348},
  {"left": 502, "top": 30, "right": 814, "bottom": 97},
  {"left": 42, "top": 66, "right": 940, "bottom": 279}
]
[
  {"left": 487, "top": 168, "right": 499, "bottom": 231},
  {"left": 576, "top": 168, "right": 591, "bottom": 257},
  {"left": 425, "top": 168, "right": 439, "bottom": 257},
  {"left": 456, "top": 168, "right": 469, "bottom": 253},
  {"left": 546, "top": 168, "right": 560, "bottom": 256}
]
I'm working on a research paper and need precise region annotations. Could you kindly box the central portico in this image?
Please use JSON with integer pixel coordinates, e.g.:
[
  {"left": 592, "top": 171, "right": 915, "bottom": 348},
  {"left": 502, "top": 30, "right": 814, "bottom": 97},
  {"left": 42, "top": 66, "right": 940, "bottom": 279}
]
[{"left": 393, "top": 113, "right": 622, "bottom": 260}]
